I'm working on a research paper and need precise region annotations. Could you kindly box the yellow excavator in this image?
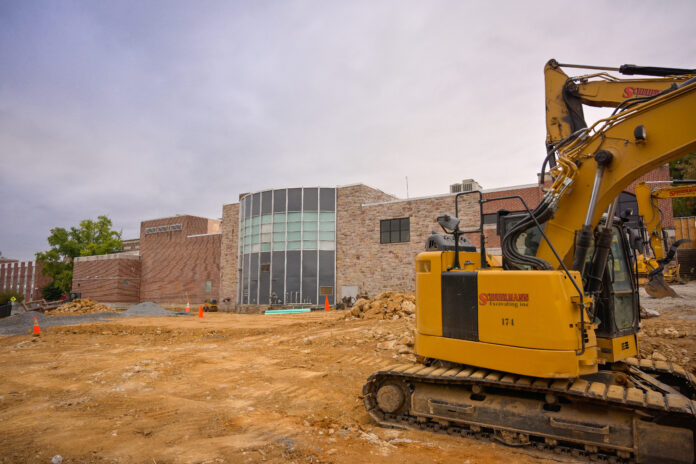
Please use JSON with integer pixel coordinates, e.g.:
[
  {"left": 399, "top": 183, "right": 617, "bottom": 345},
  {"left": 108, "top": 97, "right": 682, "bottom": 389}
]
[
  {"left": 363, "top": 60, "right": 696, "bottom": 462},
  {"left": 634, "top": 181, "right": 696, "bottom": 297}
]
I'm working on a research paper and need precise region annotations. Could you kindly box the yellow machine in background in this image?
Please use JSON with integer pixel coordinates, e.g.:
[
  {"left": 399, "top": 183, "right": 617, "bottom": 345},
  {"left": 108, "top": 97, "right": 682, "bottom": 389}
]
[
  {"left": 634, "top": 182, "right": 696, "bottom": 296},
  {"left": 363, "top": 60, "right": 696, "bottom": 463}
]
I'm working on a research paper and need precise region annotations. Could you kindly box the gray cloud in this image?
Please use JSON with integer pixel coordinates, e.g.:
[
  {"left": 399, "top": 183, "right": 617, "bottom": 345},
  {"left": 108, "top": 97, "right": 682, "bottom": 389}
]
[{"left": 2, "top": 0, "right": 695, "bottom": 260}]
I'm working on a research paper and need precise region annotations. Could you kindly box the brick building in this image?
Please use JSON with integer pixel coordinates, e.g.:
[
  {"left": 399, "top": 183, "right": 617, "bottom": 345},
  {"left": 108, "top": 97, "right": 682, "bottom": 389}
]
[
  {"left": 0, "top": 260, "right": 52, "bottom": 301},
  {"left": 72, "top": 215, "right": 221, "bottom": 305},
  {"left": 71, "top": 166, "right": 673, "bottom": 309}
]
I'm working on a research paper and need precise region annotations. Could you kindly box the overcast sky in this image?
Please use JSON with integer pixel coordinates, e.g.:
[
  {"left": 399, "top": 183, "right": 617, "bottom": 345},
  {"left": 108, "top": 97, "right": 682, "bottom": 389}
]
[{"left": 1, "top": 0, "right": 695, "bottom": 260}]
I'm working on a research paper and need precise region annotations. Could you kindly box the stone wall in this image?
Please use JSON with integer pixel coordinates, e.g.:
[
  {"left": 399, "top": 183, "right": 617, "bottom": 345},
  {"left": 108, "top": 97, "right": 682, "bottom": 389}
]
[
  {"left": 219, "top": 202, "right": 240, "bottom": 309},
  {"left": 335, "top": 185, "right": 478, "bottom": 298}
]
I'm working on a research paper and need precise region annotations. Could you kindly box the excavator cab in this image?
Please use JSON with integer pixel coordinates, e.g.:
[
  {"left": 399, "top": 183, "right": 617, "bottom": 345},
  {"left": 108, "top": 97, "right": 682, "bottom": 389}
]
[{"left": 585, "top": 222, "right": 640, "bottom": 361}]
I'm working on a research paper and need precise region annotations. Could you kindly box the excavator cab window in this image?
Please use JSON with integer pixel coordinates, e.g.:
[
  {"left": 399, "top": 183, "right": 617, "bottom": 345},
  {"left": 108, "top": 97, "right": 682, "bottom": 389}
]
[{"left": 583, "top": 224, "right": 639, "bottom": 337}]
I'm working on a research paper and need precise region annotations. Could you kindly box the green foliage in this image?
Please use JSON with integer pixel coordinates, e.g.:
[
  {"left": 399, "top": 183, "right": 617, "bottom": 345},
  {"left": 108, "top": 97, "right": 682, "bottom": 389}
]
[
  {"left": 40, "top": 282, "right": 64, "bottom": 301},
  {"left": 0, "top": 290, "right": 24, "bottom": 304},
  {"left": 35, "top": 215, "right": 123, "bottom": 293},
  {"left": 669, "top": 153, "right": 696, "bottom": 217}
]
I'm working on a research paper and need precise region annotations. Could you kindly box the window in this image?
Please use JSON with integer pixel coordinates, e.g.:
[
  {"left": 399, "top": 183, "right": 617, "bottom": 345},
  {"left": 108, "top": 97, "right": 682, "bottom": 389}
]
[
  {"left": 170, "top": 224, "right": 182, "bottom": 231},
  {"left": 145, "top": 227, "right": 156, "bottom": 234},
  {"left": 380, "top": 218, "right": 410, "bottom": 244},
  {"left": 157, "top": 225, "right": 169, "bottom": 232},
  {"left": 205, "top": 280, "right": 212, "bottom": 293}
]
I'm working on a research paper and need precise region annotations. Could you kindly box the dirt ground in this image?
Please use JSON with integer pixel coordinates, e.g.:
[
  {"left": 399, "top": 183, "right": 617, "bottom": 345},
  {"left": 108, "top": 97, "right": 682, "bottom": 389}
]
[{"left": 1, "top": 282, "right": 696, "bottom": 464}]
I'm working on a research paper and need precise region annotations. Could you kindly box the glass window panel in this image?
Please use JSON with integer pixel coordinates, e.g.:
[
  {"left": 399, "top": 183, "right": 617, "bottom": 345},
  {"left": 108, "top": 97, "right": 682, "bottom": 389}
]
[
  {"left": 249, "top": 252, "right": 259, "bottom": 304},
  {"left": 261, "top": 191, "right": 272, "bottom": 215},
  {"left": 287, "top": 241, "right": 301, "bottom": 250},
  {"left": 320, "top": 188, "right": 335, "bottom": 212},
  {"left": 391, "top": 230, "right": 400, "bottom": 243},
  {"left": 252, "top": 216, "right": 260, "bottom": 225},
  {"left": 261, "top": 243, "right": 271, "bottom": 252},
  {"left": 252, "top": 235, "right": 260, "bottom": 244},
  {"left": 287, "top": 222, "right": 301, "bottom": 232},
  {"left": 303, "top": 188, "right": 318, "bottom": 212},
  {"left": 271, "top": 251, "right": 285, "bottom": 303},
  {"left": 287, "top": 212, "right": 301, "bottom": 222},
  {"left": 261, "top": 214, "right": 272, "bottom": 224},
  {"left": 401, "top": 218, "right": 410, "bottom": 230},
  {"left": 272, "top": 241, "right": 285, "bottom": 251},
  {"left": 285, "top": 250, "right": 301, "bottom": 302},
  {"left": 274, "top": 212, "right": 286, "bottom": 222},
  {"left": 273, "top": 232, "right": 286, "bottom": 242},
  {"left": 244, "top": 236, "right": 252, "bottom": 245},
  {"left": 288, "top": 188, "right": 302, "bottom": 211},
  {"left": 244, "top": 195, "right": 252, "bottom": 218},
  {"left": 319, "top": 231, "right": 334, "bottom": 240},
  {"left": 319, "top": 241, "right": 335, "bottom": 250},
  {"left": 319, "top": 221, "right": 335, "bottom": 231},
  {"left": 401, "top": 229, "right": 410, "bottom": 242},
  {"left": 252, "top": 192, "right": 261, "bottom": 216},
  {"left": 319, "top": 212, "right": 334, "bottom": 221},
  {"left": 302, "top": 221, "right": 318, "bottom": 231},
  {"left": 251, "top": 243, "right": 260, "bottom": 252},
  {"left": 261, "top": 224, "right": 272, "bottom": 234},
  {"left": 303, "top": 231, "right": 318, "bottom": 240},
  {"left": 252, "top": 225, "right": 260, "bottom": 235},
  {"left": 303, "top": 241, "right": 317, "bottom": 250},
  {"left": 287, "top": 231, "right": 301, "bottom": 241},
  {"left": 258, "top": 251, "right": 271, "bottom": 304},
  {"left": 380, "top": 220, "right": 389, "bottom": 233},
  {"left": 273, "top": 223, "right": 285, "bottom": 232},
  {"left": 303, "top": 212, "right": 318, "bottom": 221},
  {"left": 302, "top": 250, "right": 318, "bottom": 304},
  {"left": 381, "top": 231, "right": 390, "bottom": 244},
  {"left": 243, "top": 244, "right": 250, "bottom": 253},
  {"left": 261, "top": 233, "right": 271, "bottom": 243},
  {"left": 318, "top": 250, "right": 335, "bottom": 304},
  {"left": 273, "top": 189, "right": 287, "bottom": 213}
]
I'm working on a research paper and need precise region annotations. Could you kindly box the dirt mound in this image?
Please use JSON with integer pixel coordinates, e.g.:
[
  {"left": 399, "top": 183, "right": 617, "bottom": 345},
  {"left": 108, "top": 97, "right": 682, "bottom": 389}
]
[
  {"left": 45, "top": 298, "right": 119, "bottom": 316},
  {"left": 346, "top": 292, "right": 416, "bottom": 320}
]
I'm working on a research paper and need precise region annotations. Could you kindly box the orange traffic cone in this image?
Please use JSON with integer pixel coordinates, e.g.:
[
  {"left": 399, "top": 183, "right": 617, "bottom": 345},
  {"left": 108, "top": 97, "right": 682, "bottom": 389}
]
[
  {"left": 198, "top": 304, "right": 204, "bottom": 318},
  {"left": 324, "top": 296, "right": 330, "bottom": 311},
  {"left": 32, "top": 317, "right": 41, "bottom": 335},
  {"left": 186, "top": 302, "right": 191, "bottom": 312}
]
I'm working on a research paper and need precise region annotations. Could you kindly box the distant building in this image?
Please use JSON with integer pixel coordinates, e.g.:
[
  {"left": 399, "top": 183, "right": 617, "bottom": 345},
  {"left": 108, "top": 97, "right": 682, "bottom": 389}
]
[{"left": 71, "top": 166, "right": 673, "bottom": 309}]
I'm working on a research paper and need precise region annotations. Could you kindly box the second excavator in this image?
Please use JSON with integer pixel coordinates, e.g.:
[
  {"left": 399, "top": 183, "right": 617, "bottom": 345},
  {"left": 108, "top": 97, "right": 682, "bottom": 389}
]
[
  {"left": 634, "top": 181, "right": 696, "bottom": 297},
  {"left": 363, "top": 60, "right": 696, "bottom": 463}
]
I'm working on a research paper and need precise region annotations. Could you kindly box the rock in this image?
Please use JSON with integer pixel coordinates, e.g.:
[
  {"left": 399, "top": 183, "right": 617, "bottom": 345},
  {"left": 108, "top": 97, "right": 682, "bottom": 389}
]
[
  {"left": 51, "top": 455, "right": 63, "bottom": 464},
  {"left": 640, "top": 306, "right": 660, "bottom": 318},
  {"left": 397, "top": 345, "right": 411, "bottom": 355},
  {"left": 652, "top": 351, "right": 667, "bottom": 361}
]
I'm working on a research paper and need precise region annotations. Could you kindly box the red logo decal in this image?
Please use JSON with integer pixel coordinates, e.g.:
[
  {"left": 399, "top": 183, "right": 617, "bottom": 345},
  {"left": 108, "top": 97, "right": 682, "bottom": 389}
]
[{"left": 623, "top": 87, "right": 661, "bottom": 98}]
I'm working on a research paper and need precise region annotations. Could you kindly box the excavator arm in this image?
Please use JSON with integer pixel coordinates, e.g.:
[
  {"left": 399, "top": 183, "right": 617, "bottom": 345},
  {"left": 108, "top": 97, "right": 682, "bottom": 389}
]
[
  {"left": 544, "top": 59, "right": 693, "bottom": 149},
  {"left": 518, "top": 75, "right": 696, "bottom": 270}
]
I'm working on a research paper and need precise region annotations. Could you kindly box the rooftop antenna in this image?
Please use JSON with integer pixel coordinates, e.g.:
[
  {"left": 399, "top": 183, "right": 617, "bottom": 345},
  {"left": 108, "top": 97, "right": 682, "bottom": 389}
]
[{"left": 405, "top": 176, "right": 409, "bottom": 199}]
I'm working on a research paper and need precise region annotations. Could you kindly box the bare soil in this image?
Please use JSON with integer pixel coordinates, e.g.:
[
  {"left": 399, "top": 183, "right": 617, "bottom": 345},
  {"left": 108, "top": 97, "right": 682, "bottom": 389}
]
[{"left": 1, "top": 282, "right": 695, "bottom": 464}]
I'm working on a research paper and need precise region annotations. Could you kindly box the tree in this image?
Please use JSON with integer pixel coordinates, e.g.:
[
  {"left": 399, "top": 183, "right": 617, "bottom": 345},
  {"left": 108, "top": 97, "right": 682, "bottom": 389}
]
[
  {"left": 35, "top": 216, "right": 123, "bottom": 293},
  {"left": 669, "top": 152, "right": 696, "bottom": 217}
]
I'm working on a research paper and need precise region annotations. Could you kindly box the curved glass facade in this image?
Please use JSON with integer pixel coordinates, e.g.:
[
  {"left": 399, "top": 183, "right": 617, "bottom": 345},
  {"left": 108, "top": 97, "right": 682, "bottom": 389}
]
[{"left": 238, "top": 187, "right": 336, "bottom": 305}]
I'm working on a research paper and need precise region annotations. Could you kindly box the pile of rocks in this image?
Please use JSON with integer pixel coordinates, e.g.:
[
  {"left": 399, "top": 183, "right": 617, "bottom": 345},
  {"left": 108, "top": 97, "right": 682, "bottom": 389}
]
[
  {"left": 46, "top": 298, "right": 118, "bottom": 316},
  {"left": 346, "top": 292, "right": 416, "bottom": 320}
]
